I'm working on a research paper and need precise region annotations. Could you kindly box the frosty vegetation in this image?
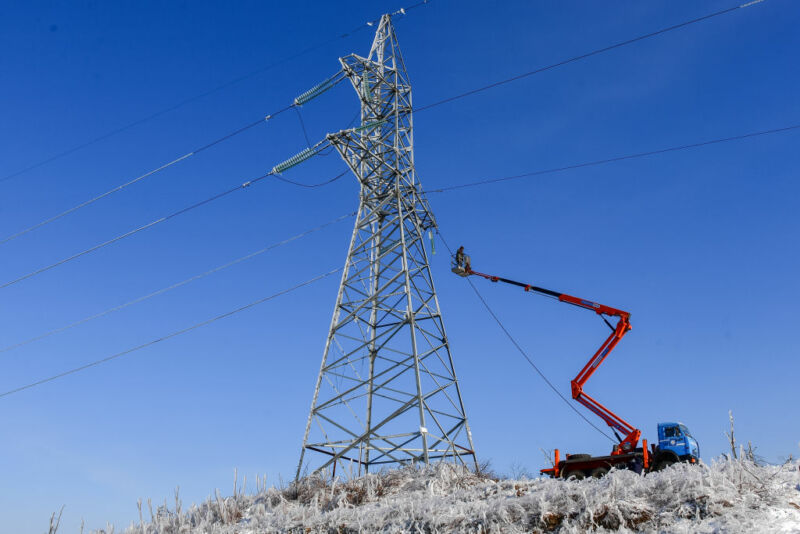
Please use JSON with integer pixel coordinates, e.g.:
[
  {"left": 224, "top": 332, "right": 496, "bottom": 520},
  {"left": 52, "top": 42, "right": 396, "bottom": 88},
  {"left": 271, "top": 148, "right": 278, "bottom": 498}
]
[{"left": 82, "top": 455, "right": 800, "bottom": 534}]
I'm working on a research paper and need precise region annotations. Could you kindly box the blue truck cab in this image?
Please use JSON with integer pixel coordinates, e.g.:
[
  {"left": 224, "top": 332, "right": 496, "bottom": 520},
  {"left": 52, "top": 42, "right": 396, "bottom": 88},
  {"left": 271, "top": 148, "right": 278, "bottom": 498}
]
[{"left": 657, "top": 422, "right": 700, "bottom": 462}]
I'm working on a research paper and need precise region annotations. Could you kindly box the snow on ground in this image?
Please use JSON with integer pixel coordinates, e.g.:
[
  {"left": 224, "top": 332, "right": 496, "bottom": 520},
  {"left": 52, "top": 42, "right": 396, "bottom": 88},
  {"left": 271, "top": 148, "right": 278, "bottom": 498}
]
[{"left": 111, "top": 457, "right": 800, "bottom": 533}]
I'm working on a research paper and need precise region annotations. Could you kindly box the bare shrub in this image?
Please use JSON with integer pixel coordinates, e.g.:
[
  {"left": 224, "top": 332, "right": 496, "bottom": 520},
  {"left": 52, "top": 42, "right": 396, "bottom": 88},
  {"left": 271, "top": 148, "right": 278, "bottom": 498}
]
[
  {"left": 47, "top": 506, "right": 64, "bottom": 534},
  {"left": 111, "top": 457, "right": 800, "bottom": 533}
]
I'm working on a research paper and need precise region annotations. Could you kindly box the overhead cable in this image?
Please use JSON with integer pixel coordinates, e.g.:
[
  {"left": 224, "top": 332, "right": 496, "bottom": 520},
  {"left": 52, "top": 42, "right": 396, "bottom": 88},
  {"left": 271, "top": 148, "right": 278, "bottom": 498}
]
[
  {"left": 428, "top": 123, "right": 800, "bottom": 193},
  {"left": 0, "top": 268, "right": 342, "bottom": 400},
  {"left": 0, "top": 146, "right": 342, "bottom": 291},
  {"left": 436, "top": 233, "right": 614, "bottom": 442},
  {"left": 294, "top": 107, "right": 314, "bottom": 149},
  {"left": 0, "top": 213, "right": 354, "bottom": 355},
  {"left": 0, "top": 115, "right": 281, "bottom": 246},
  {"left": 1, "top": 70, "right": 348, "bottom": 246},
  {"left": 2, "top": 1, "right": 765, "bottom": 244},
  {"left": 0, "top": 0, "right": 429, "bottom": 184},
  {"left": 274, "top": 168, "right": 349, "bottom": 188},
  {"left": 0, "top": 71, "right": 347, "bottom": 247},
  {"left": 415, "top": 0, "right": 767, "bottom": 113}
]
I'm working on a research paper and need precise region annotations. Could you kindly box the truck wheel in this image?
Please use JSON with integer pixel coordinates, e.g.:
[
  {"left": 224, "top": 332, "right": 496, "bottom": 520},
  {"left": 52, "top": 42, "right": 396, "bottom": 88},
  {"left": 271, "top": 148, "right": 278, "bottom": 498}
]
[
  {"left": 653, "top": 457, "right": 677, "bottom": 472},
  {"left": 563, "top": 469, "right": 585, "bottom": 480},
  {"left": 567, "top": 454, "right": 591, "bottom": 461},
  {"left": 590, "top": 467, "right": 609, "bottom": 478}
]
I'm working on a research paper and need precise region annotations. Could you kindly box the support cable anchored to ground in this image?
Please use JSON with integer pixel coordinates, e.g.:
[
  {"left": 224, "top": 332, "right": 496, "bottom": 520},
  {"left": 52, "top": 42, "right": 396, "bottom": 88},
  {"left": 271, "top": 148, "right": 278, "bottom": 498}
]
[
  {"left": 436, "top": 233, "right": 615, "bottom": 442},
  {"left": 0, "top": 0, "right": 430, "bottom": 185},
  {"left": 415, "top": 0, "right": 768, "bottom": 113},
  {"left": 0, "top": 140, "right": 341, "bottom": 291},
  {"left": 427, "top": 123, "right": 800, "bottom": 193},
  {"left": 0, "top": 213, "right": 354, "bottom": 355},
  {"left": 0, "top": 268, "right": 342, "bottom": 400}
]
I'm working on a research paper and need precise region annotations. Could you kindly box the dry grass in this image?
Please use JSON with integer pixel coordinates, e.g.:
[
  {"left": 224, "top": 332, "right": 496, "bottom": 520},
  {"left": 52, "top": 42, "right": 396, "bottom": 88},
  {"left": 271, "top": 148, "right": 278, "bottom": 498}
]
[{"left": 104, "top": 457, "right": 800, "bottom": 533}]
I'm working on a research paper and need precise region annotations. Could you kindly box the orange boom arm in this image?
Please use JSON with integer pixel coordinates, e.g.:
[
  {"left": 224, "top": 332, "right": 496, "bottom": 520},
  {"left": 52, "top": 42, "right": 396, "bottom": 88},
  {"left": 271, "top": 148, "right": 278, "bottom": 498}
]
[{"left": 454, "top": 257, "right": 640, "bottom": 453}]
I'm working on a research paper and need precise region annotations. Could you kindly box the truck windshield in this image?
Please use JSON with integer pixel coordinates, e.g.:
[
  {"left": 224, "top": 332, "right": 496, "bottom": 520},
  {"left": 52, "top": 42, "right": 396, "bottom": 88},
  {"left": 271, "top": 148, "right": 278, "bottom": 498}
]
[{"left": 679, "top": 424, "right": 692, "bottom": 437}]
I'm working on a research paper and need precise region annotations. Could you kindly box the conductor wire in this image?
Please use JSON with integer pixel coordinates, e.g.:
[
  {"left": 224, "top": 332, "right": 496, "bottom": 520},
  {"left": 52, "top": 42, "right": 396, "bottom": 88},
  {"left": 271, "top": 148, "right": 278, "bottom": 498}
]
[
  {"left": 0, "top": 107, "right": 292, "bottom": 246},
  {"left": 0, "top": 213, "right": 354, "bottom": 355},
  {"left": 0, "top": 0, "right": 431, "bottom": 184},
  {"left": 416, "top": 1, "right": 768, "bottom": 113},
  {"left": 0, "top": 158, "right": 345, "bottom": 291},
  {"left": 428, "top": 123, "right": 800, "bottom": 193},
  {"left": 0, "top": 269, "right": 342, "bottom": 400}
]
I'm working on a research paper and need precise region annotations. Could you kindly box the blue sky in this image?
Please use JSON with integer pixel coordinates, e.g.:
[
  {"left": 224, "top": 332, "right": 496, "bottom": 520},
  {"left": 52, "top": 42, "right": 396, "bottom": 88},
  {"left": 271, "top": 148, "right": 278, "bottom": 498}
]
[{"left": 1, "top": 0, "right": 798, "bottom": 532}]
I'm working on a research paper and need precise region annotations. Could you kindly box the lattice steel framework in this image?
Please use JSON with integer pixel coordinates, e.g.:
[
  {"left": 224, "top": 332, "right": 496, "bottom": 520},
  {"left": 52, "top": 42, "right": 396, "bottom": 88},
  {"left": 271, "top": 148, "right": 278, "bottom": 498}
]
[{"left": 296, "top": 14, "right": 476, "bottom": 477}]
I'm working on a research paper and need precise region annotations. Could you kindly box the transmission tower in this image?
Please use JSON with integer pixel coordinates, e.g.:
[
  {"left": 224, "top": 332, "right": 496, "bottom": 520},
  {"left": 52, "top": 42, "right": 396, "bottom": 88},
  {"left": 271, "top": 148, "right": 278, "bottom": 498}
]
[{"left": 296, "top": 14, "right": 476, "bottom": 477}]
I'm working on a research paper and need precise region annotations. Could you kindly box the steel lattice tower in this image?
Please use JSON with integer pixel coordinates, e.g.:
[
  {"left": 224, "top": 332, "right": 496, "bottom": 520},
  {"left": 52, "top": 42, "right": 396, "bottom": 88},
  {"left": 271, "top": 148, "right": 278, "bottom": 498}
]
[{"left": 297, "top": 14, "right": 476, "bottom": 477}]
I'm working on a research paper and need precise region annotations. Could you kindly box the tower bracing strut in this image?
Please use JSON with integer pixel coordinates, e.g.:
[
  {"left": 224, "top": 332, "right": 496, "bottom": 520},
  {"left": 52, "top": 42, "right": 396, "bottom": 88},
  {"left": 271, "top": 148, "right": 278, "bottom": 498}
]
[{"left": 296, "top": 14, "right": 476, "bottom": 477}]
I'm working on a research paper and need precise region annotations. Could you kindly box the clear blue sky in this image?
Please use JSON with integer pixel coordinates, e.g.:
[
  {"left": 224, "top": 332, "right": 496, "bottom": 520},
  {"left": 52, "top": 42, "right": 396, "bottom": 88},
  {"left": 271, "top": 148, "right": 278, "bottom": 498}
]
[{"left": 1, "top": 1, "right": 798, "bottom": 532}]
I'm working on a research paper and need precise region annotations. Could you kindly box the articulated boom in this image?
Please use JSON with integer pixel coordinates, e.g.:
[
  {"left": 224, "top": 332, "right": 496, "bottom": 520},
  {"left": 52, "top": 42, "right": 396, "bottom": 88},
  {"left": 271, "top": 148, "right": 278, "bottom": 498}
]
[
  {"left": 564, "top": 300, "right": 638, "bottom": 454},
  {"left": 454, "top": 253, "right": 640, "bottom": 454}
]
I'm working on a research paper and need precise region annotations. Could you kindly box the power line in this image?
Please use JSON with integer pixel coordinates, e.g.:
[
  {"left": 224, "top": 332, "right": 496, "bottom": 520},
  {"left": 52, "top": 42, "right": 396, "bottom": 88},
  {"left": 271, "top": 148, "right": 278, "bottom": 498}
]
[
  {"left": 1, "top": 1, "right": 767, "bottom": 245},
  {"left": 273, "top": 168, "right": 349, "bottom": 188},
  {"left": 0, "top": 213, "right": 354, "bottom": 355},
  {"left": 436, "top": 233, "right": 614, "bottom": 442},
  {"left": 0, "top": 2, "right": 777, "bottom": 293},
  {"left": 0, "top": 268, "right": 342, "bottom": 400},
  {"left": 0, "top": 68, "right": 352, "bottom": 247},
  {"left": 0, "top": 113, "right": 283, "bottom": 246},
  {"left": 294, "top": 107, "right": 314, "bottom": 150},
  {"left": 0, "top": 175, "right": 264, "bottom": 290},
  {"left": 0, "top": 158, "right": 342, "bottom": 291},
  {"left": 1, "top": 116, "right": 787, "bottom": 298},
  {"left": 427, "top": 123, "right": 800, "bottom": 193},
  {"left": 0, "top": 0, "right": 430, "bottom": 184},
  {"left": 415, "top": 0, "right": 767, "bottom": 113}
]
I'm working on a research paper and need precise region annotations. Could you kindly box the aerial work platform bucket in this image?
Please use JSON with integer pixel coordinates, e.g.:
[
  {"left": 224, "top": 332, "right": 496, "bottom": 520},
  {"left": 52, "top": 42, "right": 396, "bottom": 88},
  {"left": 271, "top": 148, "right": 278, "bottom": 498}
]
[
  {"left": 451, "top": 264, "right": 470, "bottom": 277},
  {"left": 451, "top": 247, "right": 471, "bottom": 277}
]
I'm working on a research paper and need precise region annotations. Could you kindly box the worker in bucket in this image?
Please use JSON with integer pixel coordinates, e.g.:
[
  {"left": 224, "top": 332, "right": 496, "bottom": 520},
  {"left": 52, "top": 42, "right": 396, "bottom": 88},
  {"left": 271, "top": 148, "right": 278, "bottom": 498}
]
[{"left": 455, "top": 246, "right": 471, "bottom": 272}]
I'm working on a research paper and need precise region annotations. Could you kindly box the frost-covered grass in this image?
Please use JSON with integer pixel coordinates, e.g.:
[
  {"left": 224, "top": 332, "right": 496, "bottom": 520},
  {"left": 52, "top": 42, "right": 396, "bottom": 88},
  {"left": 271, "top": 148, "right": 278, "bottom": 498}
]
[{"left": 104, "top": 457, "right": 800, "bottom": 533}]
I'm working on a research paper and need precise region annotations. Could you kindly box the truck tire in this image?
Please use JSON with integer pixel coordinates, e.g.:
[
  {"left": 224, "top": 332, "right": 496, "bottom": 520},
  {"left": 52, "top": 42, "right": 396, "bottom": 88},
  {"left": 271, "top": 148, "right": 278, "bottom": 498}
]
[
  {"left": 564, "top": 470, "right": 585, "bottom": 480},
  {"left": 567, "top": 454, "right": 591, "bottom": 460},
  {"left": 590, "top": 467, "right": 609, "bottom": 478},
  {"left": 652, "top": 453, "right": 678, "bottom": 472}
]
